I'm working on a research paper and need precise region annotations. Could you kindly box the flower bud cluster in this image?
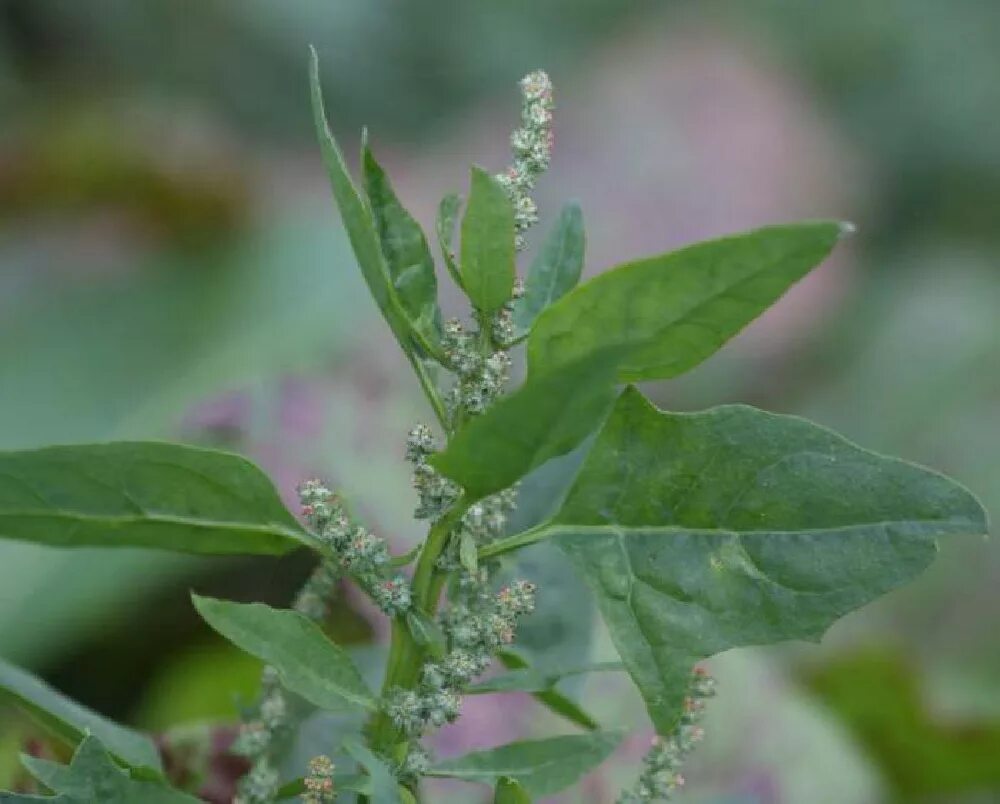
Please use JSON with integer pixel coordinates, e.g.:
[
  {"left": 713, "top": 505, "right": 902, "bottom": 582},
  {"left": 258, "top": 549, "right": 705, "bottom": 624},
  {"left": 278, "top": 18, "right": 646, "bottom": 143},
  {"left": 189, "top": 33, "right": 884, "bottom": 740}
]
[
  {"left": 302, "top": 755, "right": 336, "bottom": 804},
  {"left": 233, "top": 667, "right": 287, "bottom": 804},
  {"left": 299, "top": 479, "right": 411, "bottom": 617},
  {"left": 441, "top": 319, "right": 511, "bottom": 417},
  {"left": 386, "top": 577, "right": 536, "bottom": 738},
  {"left": 407, "top": 424, "right": 461, "bottom": 522},
  {"left": 617, "top": 667, "right": 716, "bottom": 803},
  {"left": 495, "top": 70, "right": 554, "bottom": 251}
]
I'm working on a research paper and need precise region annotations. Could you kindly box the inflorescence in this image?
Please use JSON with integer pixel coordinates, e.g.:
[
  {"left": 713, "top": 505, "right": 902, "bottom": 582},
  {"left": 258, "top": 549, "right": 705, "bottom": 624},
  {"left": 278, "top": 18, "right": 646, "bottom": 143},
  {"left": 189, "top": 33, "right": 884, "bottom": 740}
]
[{"left": 617, "top": 667, "right": 717, "bottom": 803}]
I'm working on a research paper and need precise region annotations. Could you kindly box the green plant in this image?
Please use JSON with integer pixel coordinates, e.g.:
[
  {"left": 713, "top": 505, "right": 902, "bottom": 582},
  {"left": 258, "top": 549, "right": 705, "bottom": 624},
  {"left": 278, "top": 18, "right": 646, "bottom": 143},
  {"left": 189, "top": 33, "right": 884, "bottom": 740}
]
[{"left": 0, "top": 50, "right": 987, "bottom": 804}]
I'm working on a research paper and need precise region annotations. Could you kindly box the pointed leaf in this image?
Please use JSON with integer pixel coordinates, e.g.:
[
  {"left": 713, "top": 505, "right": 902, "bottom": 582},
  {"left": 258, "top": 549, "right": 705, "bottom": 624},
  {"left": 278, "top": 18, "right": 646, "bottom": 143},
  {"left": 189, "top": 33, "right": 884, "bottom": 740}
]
[
  {"left": 528, "top": 387, "right": 987, "bottom": 733},
  {"left": 192, "top": 596, "right": 375, "bottom": 712},
  {"left": 10, "top": 736, "right": 196, "bottom": 803},
  {"left": 342, "top": 738, "right": 401, "bottom": 804},
  {"left": 428, "top": 731, "right": 622, "bottom": 796},
  {"left": 460, "top": 168, "right": 515, "bottom": 312},
  {"left": 436, "top": 193, "right": 464, "bottom": 290},
  {"left": 527, "top": 221, "right": 847, "bottom": 382},
  {"left": 362, "top": 143, "right": 443, "bottom": 351},
  {"left": 494, "top": 777, "right": 531, "bottom": 803},
  {"left": 309, "top": 48, "right": 439, "bottom": 360},
  {"left": 404, "top": 609, "right": 447, "bottom": 660},
  {"left": 0, "top": 657, "right": 161, "bottom": 772},
  {"left": 0, "top": 442, "right": 312, "bottom": 555},
  {"left": 429, "top": 354, "right": 620, "bottom": 501},
  {"left": 512, "top": 203, "right": 585, "bottom": 338}
]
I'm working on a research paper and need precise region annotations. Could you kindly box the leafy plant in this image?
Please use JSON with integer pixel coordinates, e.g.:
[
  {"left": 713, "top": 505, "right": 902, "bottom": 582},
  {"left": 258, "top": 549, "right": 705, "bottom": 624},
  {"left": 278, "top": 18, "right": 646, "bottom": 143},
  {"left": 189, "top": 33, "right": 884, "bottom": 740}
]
[{"left": 0, "top": 48, "right": 987, "bottom": 804}]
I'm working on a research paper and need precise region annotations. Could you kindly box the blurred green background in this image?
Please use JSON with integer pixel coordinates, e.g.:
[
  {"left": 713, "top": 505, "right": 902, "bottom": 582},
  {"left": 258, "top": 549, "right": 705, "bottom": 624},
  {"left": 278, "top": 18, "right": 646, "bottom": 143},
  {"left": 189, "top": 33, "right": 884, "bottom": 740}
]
[{"left": 1, "top": 2, "right": 998, "bottom": 802}]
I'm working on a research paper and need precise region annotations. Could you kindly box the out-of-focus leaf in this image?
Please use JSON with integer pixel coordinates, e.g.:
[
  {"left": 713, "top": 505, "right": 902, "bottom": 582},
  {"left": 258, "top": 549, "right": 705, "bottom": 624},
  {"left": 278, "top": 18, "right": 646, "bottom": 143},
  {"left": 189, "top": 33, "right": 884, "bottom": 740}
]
[
  {"left": 802, "top": 649, "right": 1000, "bottom": 797},
  {"left": 0, "top": 442, "right": 312, "bottom": 555},
  {"left": 192, "top": 596, "right": 375, "bottom": 712},
  {"left": 342, "top": 738, "right": 400, "bottom": 804},
  {"left": 493, "top": 776, "right": 531, "bottom": 803},
  {"left": 428, "top": 731, "right": 622, "bottom": 796},
  {"left": 0, "top": 658, "right": 161, "bottom": 773},
  {"left": 9, "top": 736, "right": 196, "bottom": 802},
  {"left": 436, "top": 193, "right": 464, "bottom": 290}
]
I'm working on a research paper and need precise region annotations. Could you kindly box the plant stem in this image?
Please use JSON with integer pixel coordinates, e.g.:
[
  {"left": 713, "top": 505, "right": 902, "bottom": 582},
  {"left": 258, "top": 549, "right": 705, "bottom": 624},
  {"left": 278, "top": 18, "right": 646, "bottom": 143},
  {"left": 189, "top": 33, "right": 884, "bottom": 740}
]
[{"left": 405, "top": 351, "right": 450, "bottom": 433}]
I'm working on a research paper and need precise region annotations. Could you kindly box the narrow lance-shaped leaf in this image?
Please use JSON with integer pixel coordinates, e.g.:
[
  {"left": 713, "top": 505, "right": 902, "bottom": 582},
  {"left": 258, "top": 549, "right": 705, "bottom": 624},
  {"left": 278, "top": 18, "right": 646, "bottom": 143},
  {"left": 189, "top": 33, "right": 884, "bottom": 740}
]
[
  {"left": 0, "top": 442, "right": 312, "bottom": 555},
  {"left": 512, "top": 202, "right": 585, "bottom": 338},
  {"left": 11, "top": 736, "right": 198, "bottom": 803},
  {"left": 460, "top": 167, "right": 516, "bottom": 313},
  {"left": 308, "top": 48, "right": 441, "bottom": 361},
  {"left": 497, "top": 387, "right": 987, "bottom": 734},
  {"left": 428, "top": 731, "right": 623, "bottom": 796},
  {"left": 436, "top": 192, "right": 464, "bottom": 290},
  {"left": 0, "top": 658, "right": 162, "bottom": 773},
  {"left": 430, "top": 354, "right": 621, "bottom": 502},
  {"left": 362, "top": 141, "right": 443, "bottom": 352},
  {"left": 192, "top": 596, "right": 375, "bottom": 713},
  {"left": 528, "top": 221, "right": 848, "bottom": 382}
]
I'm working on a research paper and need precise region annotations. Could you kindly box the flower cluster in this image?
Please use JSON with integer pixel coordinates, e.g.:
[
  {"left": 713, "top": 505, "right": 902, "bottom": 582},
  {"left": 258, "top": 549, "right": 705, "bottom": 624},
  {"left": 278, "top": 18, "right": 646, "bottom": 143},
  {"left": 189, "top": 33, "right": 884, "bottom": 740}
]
[
  {"left": 232, "top": 668, "right": 288, "bottom": 804},
  {"left": 386, "top": 577, "right": 536, "bottom": 738},
  {"left": 407, "top": 424, "right": 460, "bottom": 522},
  {"left": 495, "top": 70, "right": 554, "bottom": 250},
  {"left": 302, "top": 755, "right": 335, "bottom": 804},
  {"left": 299, "top": 479, "right": 411, "bottom": 617},
  {"left": 617, "top": 667, "right": 716, "bottom": 803},
  {"left": 441, "top": 318, "right": 511, "bottom": 417}
]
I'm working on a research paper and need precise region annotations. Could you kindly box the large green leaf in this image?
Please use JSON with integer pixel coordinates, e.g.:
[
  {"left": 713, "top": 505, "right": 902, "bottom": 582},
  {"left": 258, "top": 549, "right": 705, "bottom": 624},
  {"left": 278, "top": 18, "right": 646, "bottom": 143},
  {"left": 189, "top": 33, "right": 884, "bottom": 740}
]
[
  {"left": 0, "top": 658, "right": 161, "bottom": 773},
  {"left": 192, "top": 596, "right": 375, "bottom": 712},
  {"left": 5, "top": 735, "right": 196, "bottom": 803},
  {"left": 492, "top": 387, "right": 987, "bottom": 734},
  {"left": 309, "top": 48, "right": 439, "bottom": 361},
  {"left": 527, "top": 221, "right": 847, "bottom": 382},
  {"left": 362, "top": 142, "right": 442, "bottom": 352},
  {"left": 429, "top": 355, "right": 619, "bottom": 501},
  {"left": 512, "top": 203, "right": 585, "bottom": 338},
  {"left": 427, "top": 731, "right": 622, "bottom": 796},
  {"left": 0, "top": 442, "right": 311, "bottom": 555},
  {"left": 459, "top": 167, "right": 515, "bottom": 313}
]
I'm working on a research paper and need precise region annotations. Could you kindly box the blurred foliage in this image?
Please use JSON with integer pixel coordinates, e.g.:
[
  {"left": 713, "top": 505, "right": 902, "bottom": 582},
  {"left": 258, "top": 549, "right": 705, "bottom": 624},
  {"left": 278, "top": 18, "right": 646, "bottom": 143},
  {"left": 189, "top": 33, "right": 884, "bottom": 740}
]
[{"left": 802, "top": 649, "right": 1000, "bottom": 801}]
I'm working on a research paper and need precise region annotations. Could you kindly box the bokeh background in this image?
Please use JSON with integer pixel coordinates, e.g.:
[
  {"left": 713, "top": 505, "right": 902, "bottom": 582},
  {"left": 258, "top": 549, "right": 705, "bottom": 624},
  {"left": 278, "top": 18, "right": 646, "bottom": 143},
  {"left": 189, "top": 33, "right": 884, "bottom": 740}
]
[{"left": 1, "top": 2, "right": 999, "bottom": 802}]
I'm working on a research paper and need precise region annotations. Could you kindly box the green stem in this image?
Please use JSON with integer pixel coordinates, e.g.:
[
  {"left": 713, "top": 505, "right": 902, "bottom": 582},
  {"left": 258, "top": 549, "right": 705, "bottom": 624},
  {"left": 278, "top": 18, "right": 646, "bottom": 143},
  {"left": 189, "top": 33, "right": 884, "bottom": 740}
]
[{"left": 404, "top": 350, "right": 450, "bottom": 433}]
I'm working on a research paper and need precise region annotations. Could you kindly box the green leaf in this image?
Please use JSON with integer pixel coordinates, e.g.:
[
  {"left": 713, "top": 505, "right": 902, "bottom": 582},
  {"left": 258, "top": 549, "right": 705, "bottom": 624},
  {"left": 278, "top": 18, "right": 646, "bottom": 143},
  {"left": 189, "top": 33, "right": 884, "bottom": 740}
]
[
  {"left": 404, "top": 610, "right": 447, "bottom": 660},
  {"left": 460, "top": 167, "right": 515, "bottom": 312},
  {"left": 309, "top": 48, "right": 439, "bottom": 361},
  {"left": 0, "top": 442, "right": 311, "bottom": 555},
  {"left": 0, "top": 658, "right": 161, "bottom": 773},
  {"left": 516, "top": 386, "right": 987, "bottom": 733},
  {"left": 342, "top": 738, "right": 401, "bottom": 804},
  {"left": 459, "top": 531, "right": 479, "bottom": 574},
  {"left": 430, "top": 355, "right": 620, "bottom": 501},
  {"left": 493, "top": 777, "right": 531, "bottom": 803},
  {"left": 362, "top": 142, "right": 443, "bottom": 352},
  {"left": 191, "top": 596, "right": 375, "bottom": 712},
  {"left": 428, "top": 731, "right": 622, "bottom": 796},
  {"left": 9, "top": 736, "right": 197, "bottom": 803},
  {"left": 512, "top": 203, "right": 585, "bottom": 338},
  {"left": 436, "top": 193, "right": 464, "bottom": 290},
  {"left": 527, "top": 221, "right": 847, "bottom": 382}
]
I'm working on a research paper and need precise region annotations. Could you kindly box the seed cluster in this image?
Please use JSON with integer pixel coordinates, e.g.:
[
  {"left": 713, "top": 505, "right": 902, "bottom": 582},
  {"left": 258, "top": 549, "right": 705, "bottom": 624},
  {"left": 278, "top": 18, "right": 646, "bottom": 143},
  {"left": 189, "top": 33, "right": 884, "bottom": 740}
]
[
  {"left": 302, "top": 755, "right": 336, "bottom": 804},
  {"left": 617, "top": 668, "right": 716, "bottom": 803}
]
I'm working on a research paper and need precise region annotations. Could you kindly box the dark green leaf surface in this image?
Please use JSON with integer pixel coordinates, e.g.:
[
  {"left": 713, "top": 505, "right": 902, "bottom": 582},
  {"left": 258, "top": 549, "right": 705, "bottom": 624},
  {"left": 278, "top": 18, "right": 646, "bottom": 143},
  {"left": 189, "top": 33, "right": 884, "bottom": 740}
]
[
  {"left": 8, "top": 736, "right": 196, "bottom": 803},
  {"left": 0, "top": 442, "right": 310, "bottom": 555},
  {"left": 342, "top": 738, "right": 401, "bottom": 804},
  {"left": 192, "top": 596, "right": 375, "bottom": 712},
  {"left": 0, "top": 658, "right": 161, "bottom": 773},
  {"left": 531, "top": 387, "right": 986, "bottom": 733},
  {"left": 428, "top": 731, "right": 622, "bottom": 796},
  {"left": 459, "top": 168, "right": 515, "bottom": 312},
  {"left": 512, "top": 203, "right": 585, "bottom": 338},
  {"left": 309, "top": 48, "right": 438, "bottom": 360},
  {"left": 362, "top": 143, "right": 442, "bottom": 352},
  {"left": 527, "top": 222, "right": 846, "bottom": 382},
  {"left": 430, "top": 355, "right": 620, "bottom": 501},
  {"left": 493, "top": 777, "right": 531, "bottom": 803},
  {"left": 436, "top": 193, "right": 464, "bottom": 290}
]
